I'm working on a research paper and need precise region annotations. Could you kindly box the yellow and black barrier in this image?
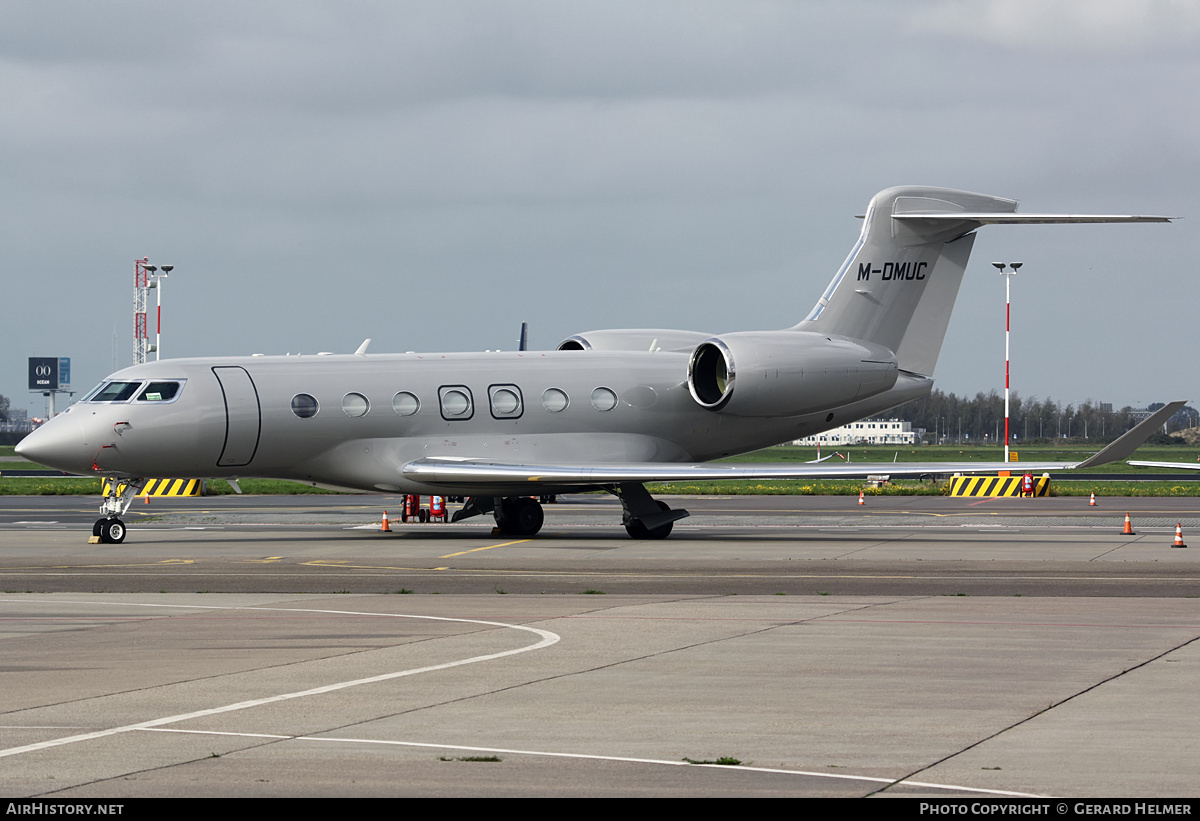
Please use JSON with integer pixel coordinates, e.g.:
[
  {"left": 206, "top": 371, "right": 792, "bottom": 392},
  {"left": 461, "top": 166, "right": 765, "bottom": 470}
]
[
  {"left": 948, "top": 475, "right": 1049, "bottom": 497},
  {"left": 101, "top": 478, "right": 205, "bottom": 497}
]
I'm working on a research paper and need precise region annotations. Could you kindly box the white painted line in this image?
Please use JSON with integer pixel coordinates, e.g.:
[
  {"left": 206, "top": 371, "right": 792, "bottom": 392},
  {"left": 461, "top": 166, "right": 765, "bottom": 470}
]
[
  {"left": 134, "top": 726, "right": 1047, "bottom": 797},
  {"left": 0, "top": 599, "right": 559, "bottom": 760}
]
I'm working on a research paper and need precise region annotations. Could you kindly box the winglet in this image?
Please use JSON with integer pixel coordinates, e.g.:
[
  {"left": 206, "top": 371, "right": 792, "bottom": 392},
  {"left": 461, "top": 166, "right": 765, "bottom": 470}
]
[
  {"left": 1074, "top": 401, "right": 1186, "bottom": 469},
  {"left": 355, "top": 339, "right": 372, "bottom": 356}
]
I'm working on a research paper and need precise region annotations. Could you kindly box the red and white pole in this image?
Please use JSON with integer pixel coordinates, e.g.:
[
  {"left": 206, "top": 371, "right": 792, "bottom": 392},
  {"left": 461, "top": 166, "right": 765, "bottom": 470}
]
[{"left": 993, "top": 262, "right": 1022, "bottom": 463}]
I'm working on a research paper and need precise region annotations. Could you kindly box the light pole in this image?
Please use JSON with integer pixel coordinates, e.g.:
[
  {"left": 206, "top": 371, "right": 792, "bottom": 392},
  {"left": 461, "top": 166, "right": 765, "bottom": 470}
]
[
  {"left": 147, "top": 265, "right": 174, "bottom": 360},
  {"left": 992, "top": 261, "right": 1022, "bottom": 462}
]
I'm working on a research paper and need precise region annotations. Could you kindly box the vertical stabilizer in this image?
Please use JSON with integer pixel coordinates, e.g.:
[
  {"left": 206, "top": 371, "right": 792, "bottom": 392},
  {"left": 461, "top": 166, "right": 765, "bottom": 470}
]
[{"left": 793, "top": 186, "right": 1017, "bottom": 376}]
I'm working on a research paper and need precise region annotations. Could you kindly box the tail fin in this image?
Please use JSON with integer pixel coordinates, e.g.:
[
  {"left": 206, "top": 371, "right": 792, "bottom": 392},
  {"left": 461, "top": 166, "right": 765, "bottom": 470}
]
[{"left": 793, "top": 186, "right": 1171, "bottom": 377}]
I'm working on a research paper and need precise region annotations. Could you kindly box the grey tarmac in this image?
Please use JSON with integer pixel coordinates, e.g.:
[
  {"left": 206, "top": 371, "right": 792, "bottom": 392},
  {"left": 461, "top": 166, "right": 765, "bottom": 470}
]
[{"left": 0, "top": 494, "right": 1199, "bottom": 798}]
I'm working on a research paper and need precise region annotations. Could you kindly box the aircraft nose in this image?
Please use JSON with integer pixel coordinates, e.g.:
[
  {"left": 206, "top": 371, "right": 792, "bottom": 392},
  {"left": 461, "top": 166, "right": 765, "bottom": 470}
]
[{"left": 15, "top": 415, "right": 89, "bottom": 473}]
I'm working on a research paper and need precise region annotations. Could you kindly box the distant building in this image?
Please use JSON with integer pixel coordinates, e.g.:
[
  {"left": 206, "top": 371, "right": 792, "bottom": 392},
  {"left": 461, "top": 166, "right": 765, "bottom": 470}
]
[
  {"left": 0, "top": 408, "right": 30, "bottom": 433},
  {"left": 792, "top": 418, "right": 918, "bottom": 446}
]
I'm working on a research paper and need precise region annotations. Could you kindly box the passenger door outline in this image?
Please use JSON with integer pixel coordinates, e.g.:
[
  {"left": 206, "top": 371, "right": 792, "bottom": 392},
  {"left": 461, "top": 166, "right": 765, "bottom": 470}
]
[{"left": 213, "top": 366, "right": 261, "bottom": 467}]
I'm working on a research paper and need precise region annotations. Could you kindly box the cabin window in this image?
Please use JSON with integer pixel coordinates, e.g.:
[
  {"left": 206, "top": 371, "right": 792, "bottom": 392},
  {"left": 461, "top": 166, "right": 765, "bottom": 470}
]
[
  {"left": 541, "top": 388, "right": 569, "bottom": 413},
  {"left": 342, "top": 393, "right": 370, "bottom": 418},
  {"left": 291, "top": 393, "right": 319, "bottom": 418},
  {"left": 89, "top": 381, "right": 143, "bottom": 403},
  {"left": 392, "top": 391, "right": 420, "bottom": 416},
  {"left": 135, "top": 381, "right": 182, "bottom": 402},
  {"left": 489, "top": 385, "right": 523, "bottom": 419},
  {"left": 439, "top": 386, "right": 473, "bottom": 420},
  {"left": 590, "top": 387, "right": 618, "bottom": 412}
]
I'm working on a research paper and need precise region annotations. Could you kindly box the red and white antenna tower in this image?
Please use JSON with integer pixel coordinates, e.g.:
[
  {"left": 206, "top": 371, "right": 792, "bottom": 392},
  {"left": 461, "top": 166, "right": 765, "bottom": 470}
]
[{"left": 134, "top": 258, "right": 151, "bottom": 365}]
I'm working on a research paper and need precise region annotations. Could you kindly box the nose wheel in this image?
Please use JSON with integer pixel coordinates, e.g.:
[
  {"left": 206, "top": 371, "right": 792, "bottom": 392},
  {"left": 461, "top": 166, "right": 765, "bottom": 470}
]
[
  {"left": 90, "top": 477, "right": 144, "bottom": 544},
  {"left": 93, "top": 518, "right": 127, "bottom": 544}
]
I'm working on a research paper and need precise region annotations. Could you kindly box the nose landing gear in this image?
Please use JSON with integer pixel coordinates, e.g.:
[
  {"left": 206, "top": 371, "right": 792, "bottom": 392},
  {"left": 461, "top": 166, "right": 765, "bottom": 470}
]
[{"left": 91, "top": 477, "right": 145, "bottom": 544}]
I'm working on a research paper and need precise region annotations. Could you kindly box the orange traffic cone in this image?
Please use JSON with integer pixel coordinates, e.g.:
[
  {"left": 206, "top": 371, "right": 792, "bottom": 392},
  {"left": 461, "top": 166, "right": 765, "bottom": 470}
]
[
  {"left": 1089, "top": 492, "right": 1096, "bottom": 507},
  {"left": 858, "top": 491, "right": 865, "bottom": 506},
  {"left": 1172, "top": 523, "right": 1187, "bottom": 549},
  {"left": 145, "top": 494, "right": 150, "bottom": 505},
  {"left": 1121, "top": 513, "right": 1135, "bottom": 535},
  {"left": 381, "top": 511, "right": 391, "bottom": 532}
]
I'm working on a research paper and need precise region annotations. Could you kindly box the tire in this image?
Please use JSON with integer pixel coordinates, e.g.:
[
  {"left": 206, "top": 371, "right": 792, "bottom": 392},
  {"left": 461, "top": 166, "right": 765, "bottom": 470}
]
[
  {"left": 99, "top": 519, "right": 126, "bottom": 544},
  {"left": 624, "top": 501, "right": 673, "bottom": 540},
  {"left": 496, "top": 497, "right": 544, "bottom": 536}
]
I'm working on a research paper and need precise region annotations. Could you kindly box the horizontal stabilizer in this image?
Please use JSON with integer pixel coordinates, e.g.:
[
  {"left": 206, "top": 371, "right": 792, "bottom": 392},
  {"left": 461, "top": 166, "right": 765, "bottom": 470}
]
[{"left": 892, "top": 213, "right": 1174, "bottom": 225}]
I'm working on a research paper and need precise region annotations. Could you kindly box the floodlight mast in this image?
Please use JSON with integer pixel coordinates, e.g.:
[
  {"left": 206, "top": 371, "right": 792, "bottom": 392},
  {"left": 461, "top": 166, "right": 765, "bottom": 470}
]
[
  {"left": 133, "top": 259, "right": 175, "bottom": 364},
  {"left": 154, "top": 265, "right": 173, "bottom": 361}
]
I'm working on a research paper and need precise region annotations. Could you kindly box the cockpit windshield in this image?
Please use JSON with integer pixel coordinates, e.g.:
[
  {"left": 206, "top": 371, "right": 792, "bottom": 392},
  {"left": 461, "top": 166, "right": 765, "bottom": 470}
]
[
  {"left": 80, "top": 382, "right": 108, "bottom": 402},
  {"left": 89, "top": 381, "right": 143, "bottom": 403},
  {"left": 84, "top": 379, "right": 186, "bottom": 404}
]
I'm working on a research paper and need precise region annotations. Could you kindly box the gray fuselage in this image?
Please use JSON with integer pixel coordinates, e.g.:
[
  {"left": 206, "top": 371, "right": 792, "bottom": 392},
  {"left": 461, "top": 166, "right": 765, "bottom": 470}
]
[{"left": 35, "top": 348, "right": 930, "bottom": 495}]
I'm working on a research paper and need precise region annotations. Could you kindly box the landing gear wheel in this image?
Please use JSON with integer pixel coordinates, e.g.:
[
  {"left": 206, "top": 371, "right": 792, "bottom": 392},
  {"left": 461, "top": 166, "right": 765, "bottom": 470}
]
[
  {"left": 624, "top": 501, "right": 674, "bottom": 540},
  {"left": 97, "top": 518, "right": 127, "bottom": 544},
  {"left": 495, "top": 497, "right": 544, "bottom": 537}
]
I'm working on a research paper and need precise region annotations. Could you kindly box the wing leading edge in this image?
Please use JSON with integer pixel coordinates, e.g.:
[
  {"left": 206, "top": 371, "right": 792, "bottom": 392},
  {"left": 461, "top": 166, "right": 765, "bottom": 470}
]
[{"left": 403, "top": 402, "right": 1185, "bottom": 487}]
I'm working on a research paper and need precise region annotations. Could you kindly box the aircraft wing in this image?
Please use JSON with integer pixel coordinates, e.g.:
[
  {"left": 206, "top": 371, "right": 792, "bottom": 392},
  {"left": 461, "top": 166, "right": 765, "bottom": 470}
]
[
  {"left": 1128, "top": 461, "right": 1200, "bottom": 470},
  {"left": 403, "top": 402, "right": 1184, "bottom": 487}
]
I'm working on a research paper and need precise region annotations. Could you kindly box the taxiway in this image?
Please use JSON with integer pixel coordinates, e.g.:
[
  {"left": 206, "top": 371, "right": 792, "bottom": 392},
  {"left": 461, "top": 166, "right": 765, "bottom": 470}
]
[{"left": 0, "top": 494, "right": 1198, "bottom": 798}]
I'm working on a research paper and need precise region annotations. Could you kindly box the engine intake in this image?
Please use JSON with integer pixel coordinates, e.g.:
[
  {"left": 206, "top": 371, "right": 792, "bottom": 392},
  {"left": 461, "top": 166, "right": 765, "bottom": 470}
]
[{"left": 687, "top": 331, "right": 898, "bottom": 417}]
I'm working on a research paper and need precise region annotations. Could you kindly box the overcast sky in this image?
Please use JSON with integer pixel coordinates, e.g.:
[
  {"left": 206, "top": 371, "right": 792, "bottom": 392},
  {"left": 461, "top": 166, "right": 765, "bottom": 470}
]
[{"left": 4, "top": 0, "right": 1197, "bottom": 418}]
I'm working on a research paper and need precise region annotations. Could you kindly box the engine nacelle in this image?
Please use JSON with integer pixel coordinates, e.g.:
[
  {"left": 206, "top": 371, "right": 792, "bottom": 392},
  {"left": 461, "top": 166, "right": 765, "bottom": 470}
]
[
  {"left": 687, "top": 331, "right": 898, "bottom": 417},
  {"left": 557, "top": 329, "right": 714, "bottom": 353}
]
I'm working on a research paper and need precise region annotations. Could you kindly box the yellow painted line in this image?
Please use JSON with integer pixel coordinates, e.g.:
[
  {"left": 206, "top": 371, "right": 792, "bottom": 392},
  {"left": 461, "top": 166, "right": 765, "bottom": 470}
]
[
  {"left": 440, "top": 539, "right": 532, "bottom": 558},
  {"left": 293, "top": 560, "right": 456, "bottom": 572},
  {"left": 0, "top": 560, "right": 198, "bottom": 571}
]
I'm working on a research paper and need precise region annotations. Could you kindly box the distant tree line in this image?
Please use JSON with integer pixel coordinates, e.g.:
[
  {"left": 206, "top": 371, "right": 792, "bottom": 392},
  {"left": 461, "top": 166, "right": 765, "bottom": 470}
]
[{"left": 886, "top": 390, "right": 1200, "bottom": 446}]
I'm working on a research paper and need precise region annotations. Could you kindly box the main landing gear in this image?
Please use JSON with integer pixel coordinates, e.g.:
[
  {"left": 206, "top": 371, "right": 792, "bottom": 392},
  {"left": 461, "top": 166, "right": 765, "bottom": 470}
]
[
  {"left": 450, "top": 483, "right": 689, "bottom": 539},
  {"left": 450, "top": 496, "right": 546, "bottom": 537},
  {"left": 613, "top": 482, "right": 689, "bottom": 540},
  {"left": 495, "top": 496, "right": 544, "bottom": 537},
  {"left": 91, "top": 477, "right": 145, "bottom": 544}
]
